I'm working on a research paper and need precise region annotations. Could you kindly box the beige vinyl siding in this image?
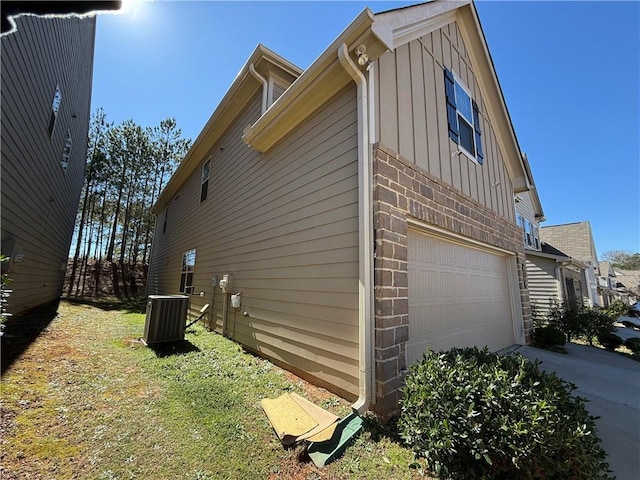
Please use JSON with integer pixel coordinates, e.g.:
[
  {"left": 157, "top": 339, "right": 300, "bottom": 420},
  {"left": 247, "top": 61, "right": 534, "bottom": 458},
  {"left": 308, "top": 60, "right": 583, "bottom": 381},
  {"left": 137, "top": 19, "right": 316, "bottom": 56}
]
[
  {"left": 148, "top": 85, "right": 360, "bottom": 397},
  {"left": 526, "top": 256, "right": 560, "bottom": 319},
  {"left": 375, "top": 21, "right": 514, "bottom": 222},
  {"left": 517, "top": 191, "right": 536, "bottom": 222},
  {"left": 1, "top": 15, "right": 96, "bottom": 314},
  {"left": 271, "top": 79, "right": 287, "bottom": 104}
]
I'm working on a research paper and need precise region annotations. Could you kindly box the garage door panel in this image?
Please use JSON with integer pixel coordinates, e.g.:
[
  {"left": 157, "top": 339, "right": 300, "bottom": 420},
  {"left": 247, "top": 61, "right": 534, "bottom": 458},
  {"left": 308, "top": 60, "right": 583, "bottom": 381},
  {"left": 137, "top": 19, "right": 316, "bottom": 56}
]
[{"left": 407, "top": 229, "right": 515, "bottom": 365}]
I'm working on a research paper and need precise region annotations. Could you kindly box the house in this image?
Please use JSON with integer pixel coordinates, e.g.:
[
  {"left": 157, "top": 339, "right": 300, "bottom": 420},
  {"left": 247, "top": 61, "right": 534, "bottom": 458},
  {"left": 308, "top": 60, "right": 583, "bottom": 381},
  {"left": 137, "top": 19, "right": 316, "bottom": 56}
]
[
  {"left": 540, "top": 221, "right": 602, "bottom": 308},
  {"left": 607, "top": 265, "right": 640, "bottom": 305},
  {"left": 147, "top": 0, "right": 534, "bottom": 416},
  {"left": 0, "top": 11, "right": 102, "bottom": 315},
  {"left": 515, "top": 156, "right": 589, "bottom": 318},
  {"left": 598, "top": 261, "right": 619, "bottom": 306}
]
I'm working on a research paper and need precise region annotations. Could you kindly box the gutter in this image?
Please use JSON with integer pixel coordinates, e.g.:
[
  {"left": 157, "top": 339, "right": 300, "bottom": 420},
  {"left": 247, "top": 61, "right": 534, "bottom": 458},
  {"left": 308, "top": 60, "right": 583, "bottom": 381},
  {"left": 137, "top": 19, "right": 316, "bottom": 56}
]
[{"left": 338, "top": 43, "right": 374, "bottom": 415}]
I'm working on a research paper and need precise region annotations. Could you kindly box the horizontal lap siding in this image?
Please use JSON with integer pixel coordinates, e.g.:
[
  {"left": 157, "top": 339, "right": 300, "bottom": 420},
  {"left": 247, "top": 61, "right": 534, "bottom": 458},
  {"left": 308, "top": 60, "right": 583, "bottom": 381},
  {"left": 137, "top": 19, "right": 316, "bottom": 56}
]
[
  {"left": 1, "top": 15, "right": 95, "bottom": 313},
  {"left": 376, "top": 21, "right": 514, "bottom": 223},
  {"left": 526, "top": 256, "right": 559, "bottom": 318},
  {"left": 148, "top": 85, "right": 360, "bottom": 397}
]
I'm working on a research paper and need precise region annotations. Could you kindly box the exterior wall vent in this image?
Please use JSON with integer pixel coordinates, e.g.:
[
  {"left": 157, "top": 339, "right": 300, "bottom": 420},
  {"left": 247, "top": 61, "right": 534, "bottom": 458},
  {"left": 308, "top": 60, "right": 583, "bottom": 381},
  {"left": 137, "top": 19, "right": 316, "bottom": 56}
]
[{"left": 142, "top": 295, "right": 189, "bottom": 345}]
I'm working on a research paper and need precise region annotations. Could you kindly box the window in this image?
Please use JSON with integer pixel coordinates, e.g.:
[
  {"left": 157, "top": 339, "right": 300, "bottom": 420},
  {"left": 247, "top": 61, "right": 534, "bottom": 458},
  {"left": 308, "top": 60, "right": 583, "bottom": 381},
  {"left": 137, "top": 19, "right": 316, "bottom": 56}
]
[
  {"left": 444, "top": 68, "right": 484, "bottom": 164},
  {"left": 524, "top": 219, "right": 532, "bottom": 247},
  {"left": 60, "top": 129, "right": 72, "bottom": 172},
  {"left": 48, "top": 84, "right": 62, "bottom": 136},
  {"left": 180, "top": 249, "right": 196, "bottom": 294},
  {"left": 200, "top": 159, "right": 210, "bottom": 202},
  {"left": 520, "top": 217, "right": 541, "bottom": 250},
  {"left": 162, "top": 208, "right": 168, "bottom": 234}
]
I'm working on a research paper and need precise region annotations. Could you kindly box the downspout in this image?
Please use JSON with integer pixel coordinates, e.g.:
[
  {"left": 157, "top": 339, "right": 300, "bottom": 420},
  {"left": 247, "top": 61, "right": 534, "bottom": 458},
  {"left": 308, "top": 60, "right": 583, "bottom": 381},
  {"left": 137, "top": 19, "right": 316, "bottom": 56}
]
[
  {"left": 338, "top": 43, "right": 374, "bottom": 415},
  {"left": 249, "top": 63, "right": 268, "bottom": 114},
  {"left": 556, "top": 263, "right": 565, "bottom": 303}
]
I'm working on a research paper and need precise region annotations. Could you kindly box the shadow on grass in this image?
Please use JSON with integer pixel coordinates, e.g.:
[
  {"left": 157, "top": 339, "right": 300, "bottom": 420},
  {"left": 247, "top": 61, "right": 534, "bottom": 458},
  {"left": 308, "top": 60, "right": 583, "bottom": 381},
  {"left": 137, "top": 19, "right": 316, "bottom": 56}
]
[
  {"left": 147, "top": 339, "right": 201, "bottom": 357},
  {"left": 1, "top": 299, "right": 60, "bottom": 375},
  {"left": 64, "top": 295, "right": 147, "bottom": 314}
]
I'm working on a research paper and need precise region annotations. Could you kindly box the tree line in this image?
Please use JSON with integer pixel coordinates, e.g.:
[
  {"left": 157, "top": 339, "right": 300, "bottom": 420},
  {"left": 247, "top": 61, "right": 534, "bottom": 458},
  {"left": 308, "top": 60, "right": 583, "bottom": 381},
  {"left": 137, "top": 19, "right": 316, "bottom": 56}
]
[{"left": 66, "top": 108, "right": 191, "bottom": 297}]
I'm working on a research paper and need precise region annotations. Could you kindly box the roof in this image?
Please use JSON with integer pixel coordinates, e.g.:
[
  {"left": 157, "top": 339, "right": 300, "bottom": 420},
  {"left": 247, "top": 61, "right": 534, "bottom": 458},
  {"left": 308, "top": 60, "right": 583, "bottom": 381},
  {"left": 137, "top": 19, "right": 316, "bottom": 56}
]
[
  {"left": 526, "top": 241, "right": 587, "bottom": 270},
  {"left": 153, "top": 0, "right": 531, "bottom": 213},
  {"left": 151, "top": 44, "right": 303, "bottom": 213},
  {"left": 540, "top": 221, "right": 599, "bottom": 266},
  {"left": 1, "top": 1, "right": 121, "bottom": 35},
  {"left": 521, "top": 153, "right": 544, "bottom": 220}
]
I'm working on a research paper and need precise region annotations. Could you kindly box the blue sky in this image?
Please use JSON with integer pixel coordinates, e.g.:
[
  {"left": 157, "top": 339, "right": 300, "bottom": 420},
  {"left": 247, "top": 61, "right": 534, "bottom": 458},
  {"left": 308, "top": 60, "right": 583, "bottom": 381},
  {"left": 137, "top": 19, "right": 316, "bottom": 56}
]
[{"left": 91, "top": 0, "right": 640, "bottom": 257}]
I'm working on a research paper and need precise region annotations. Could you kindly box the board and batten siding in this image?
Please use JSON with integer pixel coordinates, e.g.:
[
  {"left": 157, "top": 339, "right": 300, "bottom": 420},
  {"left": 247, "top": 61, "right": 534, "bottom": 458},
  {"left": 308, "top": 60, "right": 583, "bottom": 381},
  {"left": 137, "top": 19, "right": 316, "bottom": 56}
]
[
  {"left": 1, "top": 14, "right": 96, "bottom": 314},
  {"left": 148, "top": 85, "right": 360, "bottom": 397},
  {"left": 526, "top": 256, "right": 560, "bottom": 318},
  {"left": 374, "top": 21, "right": 514, "bottom": 223}
]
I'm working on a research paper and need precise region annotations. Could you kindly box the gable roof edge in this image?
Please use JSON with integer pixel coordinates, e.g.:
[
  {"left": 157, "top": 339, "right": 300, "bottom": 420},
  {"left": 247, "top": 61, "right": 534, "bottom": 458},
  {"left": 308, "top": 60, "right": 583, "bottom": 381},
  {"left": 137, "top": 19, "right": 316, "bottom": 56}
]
[
  {"left": 152, "top": 44, "right": 302, "bottom": 213},
  {"left": 243, "top": 8, "right": 379, "bottom": 152}
]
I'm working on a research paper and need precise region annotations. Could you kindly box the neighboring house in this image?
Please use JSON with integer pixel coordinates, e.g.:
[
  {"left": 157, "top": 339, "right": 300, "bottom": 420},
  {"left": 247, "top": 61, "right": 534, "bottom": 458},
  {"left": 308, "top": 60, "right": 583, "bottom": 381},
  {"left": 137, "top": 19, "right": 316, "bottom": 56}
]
[
  {"left": 147, "top": 0, "right": 534, "bottom": 416},
  {"left": 540, "top": 221, "right": 601, "bottom": 307},
  {"left": 515, "top": 156, "right": 589, "bottom": 318},
  {"left": 598, "top": 261, "right": 618, "bottom": 306},
  {"left": 611, "top": 268, "right": 640, "bottom": 304},
  {"left": 1, "top": 12, "right": 99, "bottom": 314}
]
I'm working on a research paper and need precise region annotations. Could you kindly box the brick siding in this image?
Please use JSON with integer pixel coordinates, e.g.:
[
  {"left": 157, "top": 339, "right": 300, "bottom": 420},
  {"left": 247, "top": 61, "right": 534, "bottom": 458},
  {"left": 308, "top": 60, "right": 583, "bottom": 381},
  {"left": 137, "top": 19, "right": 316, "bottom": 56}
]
[{"left": 372, "top": 143, "right": 532, "bottom": 418}]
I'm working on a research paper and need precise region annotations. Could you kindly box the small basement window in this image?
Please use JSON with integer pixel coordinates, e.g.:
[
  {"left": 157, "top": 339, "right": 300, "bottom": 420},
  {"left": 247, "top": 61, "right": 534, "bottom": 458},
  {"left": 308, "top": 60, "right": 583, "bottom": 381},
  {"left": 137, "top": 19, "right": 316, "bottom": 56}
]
[
  {"left": 444, "top": 68, "right": 484, "bottom": 164},
  {"left": 200, "top": 158, "right": 210, "bottom": 202},
  {"left": 180, "top": 249, "right": 196, "bottom": 294}
]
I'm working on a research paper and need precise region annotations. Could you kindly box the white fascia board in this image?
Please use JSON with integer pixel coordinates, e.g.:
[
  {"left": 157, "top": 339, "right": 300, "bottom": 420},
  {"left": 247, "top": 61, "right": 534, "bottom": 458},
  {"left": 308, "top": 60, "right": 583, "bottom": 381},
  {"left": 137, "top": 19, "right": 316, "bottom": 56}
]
[
  {"left": 372, "top": 0, "right": 468, "bottom": 50},
  {"left": 243, "top": 8, "right": 375, "bottom": 152}
]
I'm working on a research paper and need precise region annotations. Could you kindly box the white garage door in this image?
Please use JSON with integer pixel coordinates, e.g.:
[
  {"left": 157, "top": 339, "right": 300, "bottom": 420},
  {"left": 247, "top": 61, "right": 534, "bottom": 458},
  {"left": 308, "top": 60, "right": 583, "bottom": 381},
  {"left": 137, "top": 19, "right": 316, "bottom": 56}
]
[{"left": 407, "top": 228, "right": 516, "bottom": 365}]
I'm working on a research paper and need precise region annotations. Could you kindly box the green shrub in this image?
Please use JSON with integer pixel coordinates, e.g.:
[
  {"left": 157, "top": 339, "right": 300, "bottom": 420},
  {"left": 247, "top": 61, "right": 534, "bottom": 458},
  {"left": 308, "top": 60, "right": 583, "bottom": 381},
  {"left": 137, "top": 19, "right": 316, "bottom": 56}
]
[
  {"left": 398, "top": 347, "right": 611, "bottom": 480},
  {"left": 578, "top": 307, "right": 615, "bottom": 346},
  {"left": 532, "top": 325, "right": 566, "bottom": 346},
  {"left": 603, "top": 300, "right": 630, "bottom": 320},
  {"left": 546, "top": 299, "right": 582, "bottom": 342},
  {"left": 597, "top": 332, "right": 623, "bottom": 350},
  {"left": 624, "top": 337, "right": 640, "bottom": 354}
]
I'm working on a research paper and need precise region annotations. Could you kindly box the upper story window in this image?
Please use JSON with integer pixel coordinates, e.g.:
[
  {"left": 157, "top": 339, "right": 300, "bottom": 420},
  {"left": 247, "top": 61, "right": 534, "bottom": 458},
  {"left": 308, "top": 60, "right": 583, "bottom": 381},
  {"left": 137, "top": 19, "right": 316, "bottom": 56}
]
[
  {"left": 444, "top": 68, "right": 484, "bottom": 164},
  {"left": 518, "top": 214, "right": 540, "bottom": 250},
  {"left": 200, "top": 158, "right": 210, "bottom": 202},
  {"left": 60, "top": 129, "right": 72, "bottom": 172},
  {"left": 48, "top": 84, "right": 62, "bottom": 136},
  {"left": 180, "top": 248, "right": 196, "bottom": 294}
]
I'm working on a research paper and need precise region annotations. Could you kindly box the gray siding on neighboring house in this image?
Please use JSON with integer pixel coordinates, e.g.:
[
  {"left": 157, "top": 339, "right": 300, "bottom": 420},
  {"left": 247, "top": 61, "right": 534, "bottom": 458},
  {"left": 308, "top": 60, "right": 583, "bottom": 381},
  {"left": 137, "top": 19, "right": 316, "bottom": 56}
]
[
  {"left": 148, "top": 85, "right": 360, "bottom": 397},
  {"left": 374, "top": 21, "right": 515, "bottom": 223},
  {"left": 526, "top": 256, "right": 560, "bottom": 319},
  {"left": 1, "top": 14, "right": 96, "bottom": 314}
]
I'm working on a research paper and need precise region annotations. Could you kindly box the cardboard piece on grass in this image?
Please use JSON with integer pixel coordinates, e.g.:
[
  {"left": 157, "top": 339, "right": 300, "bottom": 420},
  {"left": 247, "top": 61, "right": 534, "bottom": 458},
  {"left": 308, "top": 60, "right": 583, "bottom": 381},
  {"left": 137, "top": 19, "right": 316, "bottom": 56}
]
[
  {"left": 288, "top": 393, "right": 339, "bottom": 443},
  {"left": 260, "top": 393, "right": 317, "bottom": 445},
  {"left": 260, "top": 392, "right": 340, "bottom": 446}
]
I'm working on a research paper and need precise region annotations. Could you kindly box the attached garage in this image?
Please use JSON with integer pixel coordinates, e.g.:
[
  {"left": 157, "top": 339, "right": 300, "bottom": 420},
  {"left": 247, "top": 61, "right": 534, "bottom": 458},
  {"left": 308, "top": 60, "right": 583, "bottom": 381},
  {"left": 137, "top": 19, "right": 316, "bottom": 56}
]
[{"left": 407, "top": 227, "right": 519, "bottom": 365}]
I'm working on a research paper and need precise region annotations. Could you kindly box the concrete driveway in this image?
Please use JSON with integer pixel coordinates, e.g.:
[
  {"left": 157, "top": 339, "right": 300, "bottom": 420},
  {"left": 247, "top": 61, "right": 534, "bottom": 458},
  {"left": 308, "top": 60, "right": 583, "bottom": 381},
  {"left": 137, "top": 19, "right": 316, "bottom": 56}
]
[{"left": 511, "top": 343, "right": 640, "bottom": 480}]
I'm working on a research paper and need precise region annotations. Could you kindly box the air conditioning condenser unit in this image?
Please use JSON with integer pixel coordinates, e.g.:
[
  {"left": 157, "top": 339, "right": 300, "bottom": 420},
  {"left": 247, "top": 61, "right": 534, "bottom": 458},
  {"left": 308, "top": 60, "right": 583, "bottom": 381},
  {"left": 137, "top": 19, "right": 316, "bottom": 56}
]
[{"left": 142, "top": 295, "right": 189, "bottom": 345}]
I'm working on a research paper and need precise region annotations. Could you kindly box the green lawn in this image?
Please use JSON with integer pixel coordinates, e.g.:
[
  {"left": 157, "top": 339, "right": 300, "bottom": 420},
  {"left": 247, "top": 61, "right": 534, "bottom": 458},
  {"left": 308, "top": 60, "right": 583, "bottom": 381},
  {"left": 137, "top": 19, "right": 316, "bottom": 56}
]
[{"left": 1, "top": 301, "right": 429, "bottom": 479}]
